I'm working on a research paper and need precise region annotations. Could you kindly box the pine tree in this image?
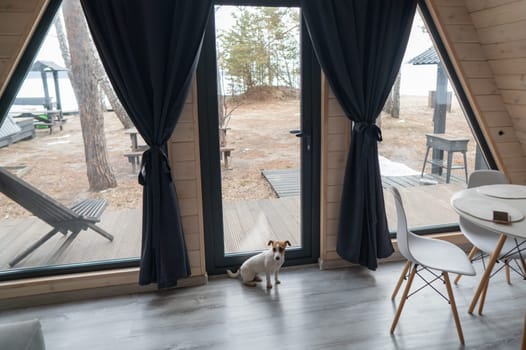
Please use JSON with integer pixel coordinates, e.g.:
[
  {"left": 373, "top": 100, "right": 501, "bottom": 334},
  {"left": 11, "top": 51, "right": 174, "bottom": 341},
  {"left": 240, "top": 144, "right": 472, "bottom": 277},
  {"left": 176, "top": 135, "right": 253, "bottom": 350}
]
[{"left": 61, "top": 0, "right": 117, "bottom": 191}]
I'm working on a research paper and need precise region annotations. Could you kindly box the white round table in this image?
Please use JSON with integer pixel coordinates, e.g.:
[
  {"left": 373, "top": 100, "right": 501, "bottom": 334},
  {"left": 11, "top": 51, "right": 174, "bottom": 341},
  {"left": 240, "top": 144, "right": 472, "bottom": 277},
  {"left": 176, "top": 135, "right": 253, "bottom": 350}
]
[{"left": 451, "top": 185, "right": 526, "bottom": 315}]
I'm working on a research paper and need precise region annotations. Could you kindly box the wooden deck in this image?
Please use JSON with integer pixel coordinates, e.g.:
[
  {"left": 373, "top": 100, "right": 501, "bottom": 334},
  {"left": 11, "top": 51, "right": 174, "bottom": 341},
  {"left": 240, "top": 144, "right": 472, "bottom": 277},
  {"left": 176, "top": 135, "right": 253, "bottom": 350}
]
[
  {"left": 0, "top": 179, "right": 466, "bottom": 269},
  {"left": 222, "top": 180, "right": 465, "bottom": 253},
  {"left": 0, "top": 209, "right": 142, "bottom": 270},
  {"left": 262, "top": 168, "right": 465, "bottom": 198},
  {"left": 223, "top": 196, "right": 301, "bottom": 253},
  {"left": 261, "top": 169, "right": 301, "bottom": 197}
]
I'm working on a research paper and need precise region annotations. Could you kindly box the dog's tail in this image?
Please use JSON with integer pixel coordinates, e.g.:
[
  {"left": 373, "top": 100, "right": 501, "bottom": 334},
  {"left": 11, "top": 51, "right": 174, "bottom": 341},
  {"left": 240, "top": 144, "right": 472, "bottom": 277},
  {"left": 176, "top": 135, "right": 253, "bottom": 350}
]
[{"left": 226, "top": 269, "right": 240, "bottom": 279}]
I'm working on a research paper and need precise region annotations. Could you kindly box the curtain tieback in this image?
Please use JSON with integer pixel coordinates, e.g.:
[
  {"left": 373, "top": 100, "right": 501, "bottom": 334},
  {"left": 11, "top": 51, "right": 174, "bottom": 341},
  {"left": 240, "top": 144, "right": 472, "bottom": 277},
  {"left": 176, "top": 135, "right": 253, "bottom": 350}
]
[
  {"left": 138, "top": 146, "right": 173, "bottom": 185},
  {"left": 354, "top": 122, "right": 383, "bottom": 142}
]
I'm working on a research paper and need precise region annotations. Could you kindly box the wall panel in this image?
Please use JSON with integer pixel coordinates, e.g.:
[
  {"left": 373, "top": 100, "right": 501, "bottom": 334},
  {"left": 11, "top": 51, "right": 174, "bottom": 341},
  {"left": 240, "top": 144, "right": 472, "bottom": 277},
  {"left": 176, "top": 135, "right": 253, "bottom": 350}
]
[
  {"left": 319, "top": 76, "right": 352, "bottom": 269},
  {"left": 426, "top": 0, "right": 526, "bottom": 184},
  {"left": 0, "top": 0, "right": 47, "bottom": 97},
  {"left": 168, "top": 78, "right": 206, "bottom": 277}
]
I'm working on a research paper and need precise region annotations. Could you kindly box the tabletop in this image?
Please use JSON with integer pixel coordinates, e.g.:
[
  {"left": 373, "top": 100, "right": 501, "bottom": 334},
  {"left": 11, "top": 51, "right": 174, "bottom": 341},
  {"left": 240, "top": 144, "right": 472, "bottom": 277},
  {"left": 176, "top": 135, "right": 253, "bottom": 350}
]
[
  {"left": 425, "top": 133, "right": 469, "bottom": 152},
  {"left": 426, "top": 133, "right": 470, "bottom": 142},
  {"left": 451, "top": 184, "right": 526, "bottom": 241}
]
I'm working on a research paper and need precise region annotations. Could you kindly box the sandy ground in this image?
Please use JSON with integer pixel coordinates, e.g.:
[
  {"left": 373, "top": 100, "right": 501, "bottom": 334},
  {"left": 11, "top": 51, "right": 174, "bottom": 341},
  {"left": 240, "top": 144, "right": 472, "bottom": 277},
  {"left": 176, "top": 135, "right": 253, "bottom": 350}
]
[
  {"left": 379, "top": 95, "right": 475, "bottom": 173},
  {"left": 0, "top": 94, "right": 474, "bottom": 218},
  {"left": 221, "top": 98, "right": 301, "bottom": 201},
  {"left": 0, "top": 112, "right": 142, "bottom": 219},
  {"left": 221, "top": 94, "right": 474, "bottom": 201}
]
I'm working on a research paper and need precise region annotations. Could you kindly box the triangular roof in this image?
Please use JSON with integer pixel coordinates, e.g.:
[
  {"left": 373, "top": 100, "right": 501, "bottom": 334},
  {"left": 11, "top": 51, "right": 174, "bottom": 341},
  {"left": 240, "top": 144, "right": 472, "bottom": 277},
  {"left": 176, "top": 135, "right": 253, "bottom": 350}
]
[
  {"left": 408, "top": 46, "right": 439, "bottom": 65},
  {"left": 30, "top": 60, "right": 68, "bottom": 72}
]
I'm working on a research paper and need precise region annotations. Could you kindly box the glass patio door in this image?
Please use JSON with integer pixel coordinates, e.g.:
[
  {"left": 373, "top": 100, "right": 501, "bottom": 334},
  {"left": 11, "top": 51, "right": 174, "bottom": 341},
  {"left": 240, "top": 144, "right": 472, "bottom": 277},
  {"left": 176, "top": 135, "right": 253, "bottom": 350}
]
[{"left": 197, "top": 1, "right": 320, "bottom": 274}]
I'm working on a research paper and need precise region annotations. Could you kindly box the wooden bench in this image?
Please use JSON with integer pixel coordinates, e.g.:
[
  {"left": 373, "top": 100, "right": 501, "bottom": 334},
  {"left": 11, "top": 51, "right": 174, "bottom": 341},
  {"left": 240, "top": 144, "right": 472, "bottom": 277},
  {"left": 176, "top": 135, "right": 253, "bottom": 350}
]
[
  {"left": 124, "top": 151, "right": 143, "bottom": 173},
  {"left": 220, "top": 147, "right": 234, "bottom": 169},
  {"left": 12, "top": 97, "right": 66, "bottom": 134},
  {"left": 33, "top": 110, "right": 65, "bottom": 134}
]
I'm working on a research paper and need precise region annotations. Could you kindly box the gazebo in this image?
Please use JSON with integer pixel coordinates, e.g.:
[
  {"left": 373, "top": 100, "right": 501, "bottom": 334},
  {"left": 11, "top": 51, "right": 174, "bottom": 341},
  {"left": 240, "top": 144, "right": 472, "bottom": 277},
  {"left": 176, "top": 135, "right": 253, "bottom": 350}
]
[
  {"left": 408, "top": 47, "right": 452, "bottom": 176},
  {"left": 408, "top": 46, "right": 452, "bottom": 131},
  {"left": 29, "top": 60, "right": 68, "bottom": 112},
  {"left": 12, "top": 60, "right": 68, "bottom": 133}
]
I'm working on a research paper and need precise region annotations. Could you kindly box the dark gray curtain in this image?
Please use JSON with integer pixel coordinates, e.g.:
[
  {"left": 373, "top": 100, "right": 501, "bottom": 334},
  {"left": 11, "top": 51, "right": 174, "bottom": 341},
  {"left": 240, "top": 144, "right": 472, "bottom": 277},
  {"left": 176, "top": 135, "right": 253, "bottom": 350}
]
[
  {"left": 301, "top": 0, "right": 417, "bottom": 269},
  {"left": 81, "top": 0, "right": 212, "bottom": 288}
]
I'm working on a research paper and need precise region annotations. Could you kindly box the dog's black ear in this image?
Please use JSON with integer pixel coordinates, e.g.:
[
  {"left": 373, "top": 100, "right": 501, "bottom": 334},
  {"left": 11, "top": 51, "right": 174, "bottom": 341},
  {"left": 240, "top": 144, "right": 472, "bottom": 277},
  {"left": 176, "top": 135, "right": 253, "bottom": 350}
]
[
  {"left": 285, "top": 240, "right": 291, "bottom": 246},
  {"left": 267, "top": 240, "right": 274, "bottom": 246}
]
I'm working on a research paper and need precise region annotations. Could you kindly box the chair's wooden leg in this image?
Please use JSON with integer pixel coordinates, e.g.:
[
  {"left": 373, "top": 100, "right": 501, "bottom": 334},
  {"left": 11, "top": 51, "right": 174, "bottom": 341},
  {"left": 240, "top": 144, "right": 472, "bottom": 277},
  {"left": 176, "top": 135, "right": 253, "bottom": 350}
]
[
  {"left": 443, "top": 272, "right": 465, "bottom": 345},
  {"left": 505, "top": 260, "right": 511, "bottom": 285},
  {"left": 521, "top": 311, "right": 526, "bottom": 350},
  {"left": 519, "top": 254, "right": 526, "bottom": 278},
  {"left": 391, "top": 264, "right": 417, "bottom": 334},
  {"left": 469, "top": 234, "right": 506, "bottom": 314},
  {"left": 455, "top": 246, "right": 477, "bottom": 285},
  {"left": 478, "top": 277, "right": 490, "bottom": 316},
  {"left": 391, "top": 260, "right": 411, "bottom": 300},
  {"left": 9, "top": 228, "right": 60, "bottom": 267}
]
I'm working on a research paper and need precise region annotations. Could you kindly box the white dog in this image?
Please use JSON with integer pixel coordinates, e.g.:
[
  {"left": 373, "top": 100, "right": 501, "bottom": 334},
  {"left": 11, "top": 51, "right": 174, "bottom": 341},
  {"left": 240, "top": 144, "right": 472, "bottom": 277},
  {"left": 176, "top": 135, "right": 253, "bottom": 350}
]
[{"left": 226, "top": 240, "right": 291, "bottom": 289}]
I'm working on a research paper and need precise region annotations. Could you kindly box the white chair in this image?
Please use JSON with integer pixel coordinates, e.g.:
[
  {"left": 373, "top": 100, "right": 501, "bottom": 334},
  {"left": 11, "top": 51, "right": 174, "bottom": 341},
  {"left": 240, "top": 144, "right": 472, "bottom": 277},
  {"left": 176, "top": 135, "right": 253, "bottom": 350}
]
[
  {"left": 389, "top": 187, "right": 475, "bottom": 345},
  {"left": 454, "top": 170, "right": 526, "bottom": 287}
]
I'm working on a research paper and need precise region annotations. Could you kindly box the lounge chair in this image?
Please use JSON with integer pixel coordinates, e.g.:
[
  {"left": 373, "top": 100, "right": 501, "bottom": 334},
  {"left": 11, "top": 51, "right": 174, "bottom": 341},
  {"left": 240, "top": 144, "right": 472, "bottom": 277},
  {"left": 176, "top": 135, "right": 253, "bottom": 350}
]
[{"left": 0, "top": 167, "right": 113, "bottom": 267}]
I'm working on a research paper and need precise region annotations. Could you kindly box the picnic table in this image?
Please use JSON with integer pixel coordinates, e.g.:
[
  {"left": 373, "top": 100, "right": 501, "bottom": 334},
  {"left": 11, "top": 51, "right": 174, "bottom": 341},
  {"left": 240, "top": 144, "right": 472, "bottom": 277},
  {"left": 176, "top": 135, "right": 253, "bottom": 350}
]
[
  {"left": 123, "top": 128, "right": 148, "bottom": 173},
  {"left": 123, "top": 128, "right": 234, "bottom": 171}
]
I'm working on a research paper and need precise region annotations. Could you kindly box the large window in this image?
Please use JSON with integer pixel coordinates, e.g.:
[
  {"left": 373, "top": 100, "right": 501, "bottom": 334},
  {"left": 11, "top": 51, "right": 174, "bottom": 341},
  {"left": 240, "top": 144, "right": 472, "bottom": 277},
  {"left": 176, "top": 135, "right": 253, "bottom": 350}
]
[
  {"left": 0, "top": 2, "right": 141, "bottom": 279},
  {"left": 380, "top": 9, "right": 490, "bottom": 234}
]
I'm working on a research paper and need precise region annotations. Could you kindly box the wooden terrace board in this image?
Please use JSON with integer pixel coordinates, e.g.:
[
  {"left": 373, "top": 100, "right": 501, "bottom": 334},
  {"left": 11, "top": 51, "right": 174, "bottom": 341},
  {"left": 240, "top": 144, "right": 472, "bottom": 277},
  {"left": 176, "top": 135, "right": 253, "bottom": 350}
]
[
  {"left": 262, "top": 168, "right": 466, "bottom": 198},
  {"left": 261, "top": 169, "right": 301, "bottom": 197}
]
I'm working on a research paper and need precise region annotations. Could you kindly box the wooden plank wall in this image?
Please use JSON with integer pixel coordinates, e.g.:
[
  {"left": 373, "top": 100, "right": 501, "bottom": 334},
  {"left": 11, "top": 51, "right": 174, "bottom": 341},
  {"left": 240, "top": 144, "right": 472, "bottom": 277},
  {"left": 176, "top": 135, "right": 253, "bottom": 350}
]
[
  {"left": 167, "top": 78, "right": 206, "bottom": 278},
  {"left": 425, "top": 0, "right": 526, "bottom": 184},
  {"left": 0, "top": 0, "right": 48, "bottom": 98},
  {"left": 319, "top": 76, "right": 352, "bottom": 269}
]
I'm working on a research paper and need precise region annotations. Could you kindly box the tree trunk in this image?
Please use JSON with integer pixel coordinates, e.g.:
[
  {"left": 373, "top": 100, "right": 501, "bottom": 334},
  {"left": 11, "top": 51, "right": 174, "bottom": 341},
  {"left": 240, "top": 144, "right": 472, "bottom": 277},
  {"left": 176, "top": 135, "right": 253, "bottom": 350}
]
[
  {"left": 53, "top": 13, "right": 74, "bottom": 88},
  {"left": 54, "top": 11, "right": 133, "bottom": 130},
  {"left": 99, "top": 76, "right": 134, "bottom": 129},
  {"left": 391, "top": 70, "right": 401, "bottom": 118},
  {"left": 62, "top": 0, "right": 117, "bottom": 192},
  {"left": 383, "top": 92, "right": 392, "bottom": 114}
]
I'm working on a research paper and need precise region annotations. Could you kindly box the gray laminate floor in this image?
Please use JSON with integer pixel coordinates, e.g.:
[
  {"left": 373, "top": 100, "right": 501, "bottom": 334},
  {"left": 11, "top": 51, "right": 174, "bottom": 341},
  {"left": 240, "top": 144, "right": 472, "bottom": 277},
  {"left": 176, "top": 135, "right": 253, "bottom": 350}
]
[{"left": 1, "top": 261, "right": 524, "bottom": 350}]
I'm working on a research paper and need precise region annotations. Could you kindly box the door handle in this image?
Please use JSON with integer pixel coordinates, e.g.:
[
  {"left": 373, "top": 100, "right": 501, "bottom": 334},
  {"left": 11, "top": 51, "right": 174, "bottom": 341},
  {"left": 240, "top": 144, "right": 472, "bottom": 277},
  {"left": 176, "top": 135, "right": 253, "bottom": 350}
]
[
  {"left": 290, "top": 129, "right": 311, "bottom": 151},
  {"left": 289, "top": 129, "right": 302, "bottom": 137}
]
